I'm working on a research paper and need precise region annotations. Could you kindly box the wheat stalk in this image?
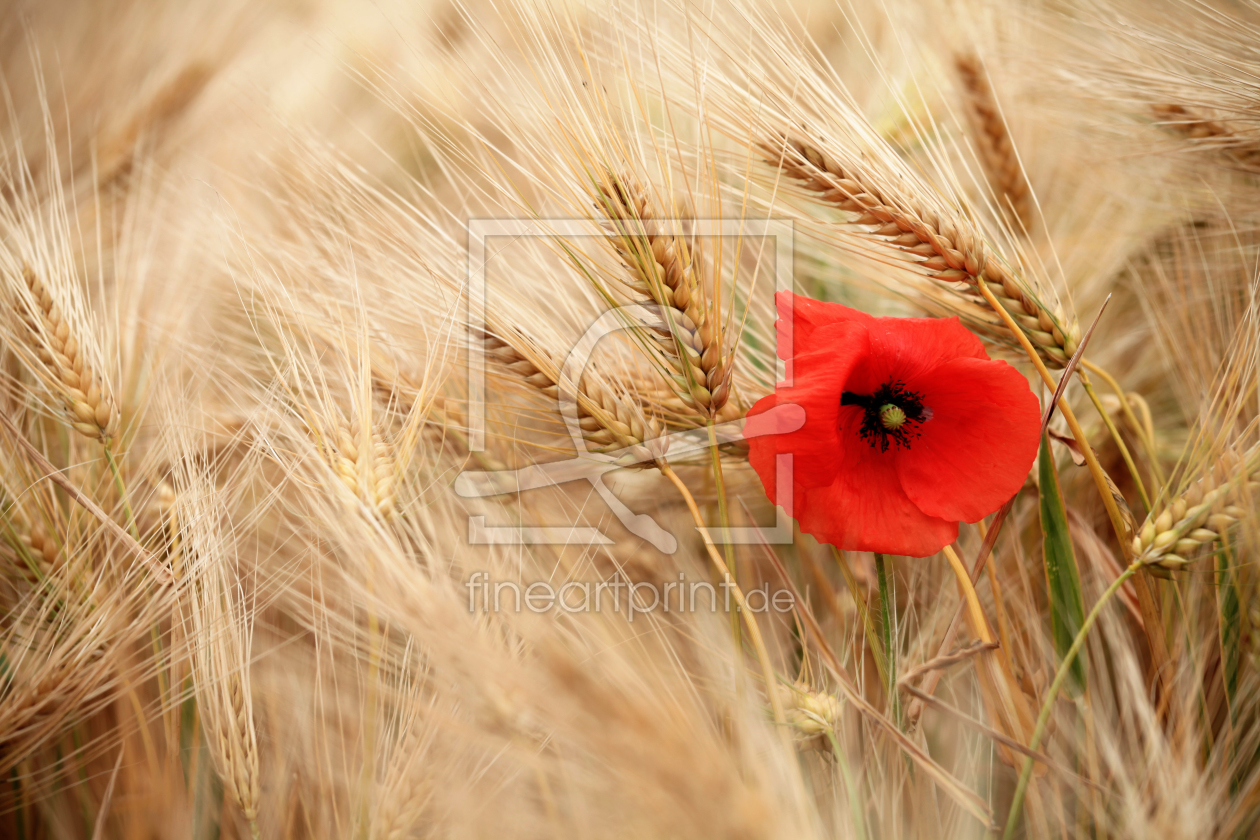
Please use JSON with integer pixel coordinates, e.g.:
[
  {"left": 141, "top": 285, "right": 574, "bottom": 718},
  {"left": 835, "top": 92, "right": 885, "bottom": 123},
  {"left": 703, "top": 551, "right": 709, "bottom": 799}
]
[
  {"left": 955, "top": 54, "right": 1033, "bottom": 233},
  {"left": 594, "top": 173, "right": 740, "bottom": 417},
  {"left": 765, "top": 137, "right": 1081, "bottom": 367},
  {"left": 1131, "top": 445, "right": 1258, "bottom": 569},
  {"left": 16, "top": 266, "right": 120, "bottom": 443}
]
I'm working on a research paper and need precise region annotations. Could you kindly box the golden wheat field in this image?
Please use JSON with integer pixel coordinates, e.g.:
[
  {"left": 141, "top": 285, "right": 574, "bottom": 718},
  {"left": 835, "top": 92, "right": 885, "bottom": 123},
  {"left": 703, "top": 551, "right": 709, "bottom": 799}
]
[{"left": 2, "top": 0, "right": 1260, "bottom": 837}]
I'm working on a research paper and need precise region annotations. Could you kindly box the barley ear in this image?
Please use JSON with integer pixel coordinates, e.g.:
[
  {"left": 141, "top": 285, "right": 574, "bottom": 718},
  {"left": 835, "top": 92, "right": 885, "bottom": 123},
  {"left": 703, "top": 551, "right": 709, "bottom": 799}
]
[
  {"left": 1132, "top": 446, "right": 1259, "bottom": 569},
  {"left": 765, "top": 136, "right": 1081, "bottom": 368},
  {"left": 330, "top": 421, "right": 398, "bottom": 521},
  {"left": 955, "top": 54, "right": 1033, "bottom": 233},
  {"left": 595, "top": 173, "right": 739, "bottom": 417},
  {"left": 16, "top": 266, "right": 120, "bottom": 443},
  {"left": 1152, "top": 104, "right": 1260, "bottom": 172},
  {"left": 778, "top": 680, "right": 843, "bottom": 738},
  {"left": 179, "top": 488, "right": 262, "bottom": 827},
  {"left": 480, "top": 327, "right": 668, "bottom": 466}
]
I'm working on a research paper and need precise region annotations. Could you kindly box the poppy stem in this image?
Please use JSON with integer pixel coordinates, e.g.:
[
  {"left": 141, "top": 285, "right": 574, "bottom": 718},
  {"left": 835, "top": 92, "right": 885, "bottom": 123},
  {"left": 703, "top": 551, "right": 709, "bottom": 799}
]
[
  {"left": 659, "top": 463, "right": 789, "bottom": 733},
  {"left": 1003, "top": 561, "right": 1141, "bottom": 839},
  {"left": 873, "top": 553, "right": 900, "bottom": 726}
]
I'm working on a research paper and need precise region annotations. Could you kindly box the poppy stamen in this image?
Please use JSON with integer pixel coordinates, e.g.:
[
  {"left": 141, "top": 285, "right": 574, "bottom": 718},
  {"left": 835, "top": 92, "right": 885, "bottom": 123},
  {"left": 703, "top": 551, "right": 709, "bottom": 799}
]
[
  {"left": 841, "top": 381, "right": 927, "bottom": 452},
  {"left": 879, "top": 404, "right": 906, "bottom": 429}
]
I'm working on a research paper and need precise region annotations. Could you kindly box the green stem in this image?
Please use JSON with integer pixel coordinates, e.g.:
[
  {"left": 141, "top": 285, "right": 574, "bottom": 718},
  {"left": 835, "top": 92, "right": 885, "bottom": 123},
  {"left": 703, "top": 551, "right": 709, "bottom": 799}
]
[
  {"left": 1003, "top": 561, "right": 1140, "bottom": 839},
  {"left": 874, "top": 553, "right": 899, "bottom": 726},
  {"left": 102, "top": 444, "right": 139, "bottom": 542},
  {"left": 825, "top": 726, "right": 868, "bottom": 840},
  {"left": 1081, "top": 376, "right": 1151, "bottom": 513},
  {"left": 105, "top": 443, "right": 170, "bottom": 721},
  {"left": 1081, "top": 359, "right": 1166, "bottom": 489}
]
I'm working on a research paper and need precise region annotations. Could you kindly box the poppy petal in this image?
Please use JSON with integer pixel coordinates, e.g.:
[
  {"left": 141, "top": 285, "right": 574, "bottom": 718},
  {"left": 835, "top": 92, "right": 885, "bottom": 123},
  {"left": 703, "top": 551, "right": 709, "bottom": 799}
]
[
  {"left": 774, "top": 291, "right": 875, "bottom": 375},
  {"left": 747, "top": 320, "right": 870, "bottom": 490},
  {"left": 844, "top": 315, "right": 989, "bottom": 395},
  {"left": 752, "top": 293, "right": 1041, "bottom": 557},
  {"left": 897, "top": 356, "right": 1041, "bottom": 523},
  {"left": 793, "top": 406, "right": 959, "bottom": 556}
]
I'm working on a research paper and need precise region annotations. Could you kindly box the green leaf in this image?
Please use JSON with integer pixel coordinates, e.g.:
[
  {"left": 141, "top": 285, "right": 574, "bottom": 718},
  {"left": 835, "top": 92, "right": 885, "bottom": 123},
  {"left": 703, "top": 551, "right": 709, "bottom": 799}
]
[{"left": 1039, "top": 430, "right": 1088, "bottom": 696}]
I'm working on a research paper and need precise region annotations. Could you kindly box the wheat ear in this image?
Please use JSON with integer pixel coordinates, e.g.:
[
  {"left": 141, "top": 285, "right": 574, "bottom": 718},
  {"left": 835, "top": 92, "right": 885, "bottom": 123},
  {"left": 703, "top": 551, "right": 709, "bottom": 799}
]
[
  {"left": 1131, "top": 445, "right": 1258, "bottom": 569},
  {"left": 16, "top": 516, "right": 59, "bottom": 580},
  {"left": 778, "top": 680, "right": 843, "bottom": 737},
  {"left": 187, "top": 567, "right": 261, "bottom": 829},
  {"left": 328, "top": 422, "right": 398, "bottom": 521},
  {"left": 480, "top": 329, "right": 667, "bottom": 465},
  {"left": 1152, "top": 104, "right": 1260, "bottom": 171},
  {"left": 766, "top": 137, "right": 1081, "bottom": 367},
  {"left": 18, "top": 266, "right": 120, "bottom": 442},
  {"left": 98, "top": 62, "right": 214, "bottom": 185},
  {"left": 955, "top": 54, "right": 1033, "bottom": 233},
  {"left": 215, "top": 672, "right": 262, "bottom": 826},
  {"left": 595, "top": 173, "right": 738, "bottom": 416}
]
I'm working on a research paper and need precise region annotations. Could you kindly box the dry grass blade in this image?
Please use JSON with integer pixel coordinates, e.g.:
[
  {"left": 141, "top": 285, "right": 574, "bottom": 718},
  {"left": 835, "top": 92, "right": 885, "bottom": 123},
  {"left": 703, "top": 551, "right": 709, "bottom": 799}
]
[
  {"left": 902, "top": 685, "right": 1075, "bottom": 783},
  {"left": 89, "top": 748, "right": 126, "bottom": 840},
  {"left": 897, "top": 641, "right": 997, "bottom": 685}
]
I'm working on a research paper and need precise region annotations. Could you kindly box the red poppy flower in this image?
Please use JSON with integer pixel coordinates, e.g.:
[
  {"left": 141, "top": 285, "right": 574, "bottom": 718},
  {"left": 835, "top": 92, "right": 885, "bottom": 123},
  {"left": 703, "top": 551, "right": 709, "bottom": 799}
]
[{"left": 745, "top": 292, "right": 1040, "bottom": 557}]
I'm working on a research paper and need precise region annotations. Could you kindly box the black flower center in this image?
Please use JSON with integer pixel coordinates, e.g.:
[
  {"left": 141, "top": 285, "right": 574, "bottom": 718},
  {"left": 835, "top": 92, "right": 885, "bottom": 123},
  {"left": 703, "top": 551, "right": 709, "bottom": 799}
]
[{"left": 840, "top": 381, "right": 929, "bottom": 452}]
